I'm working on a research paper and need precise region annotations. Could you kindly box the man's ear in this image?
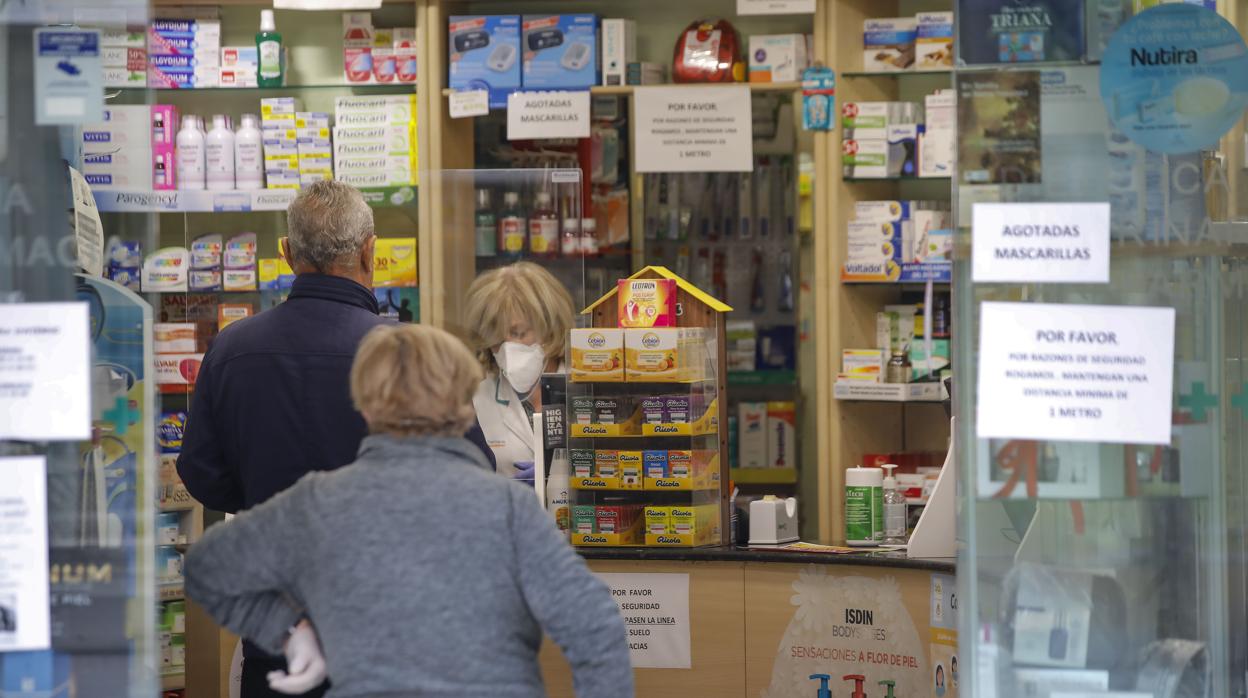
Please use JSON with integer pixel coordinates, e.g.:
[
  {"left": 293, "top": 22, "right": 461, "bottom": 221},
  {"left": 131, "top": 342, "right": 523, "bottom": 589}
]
[
  {"left": 361, "top": 235, "right": 377, "bottom": 277},
  {"left": 279, "top": 237, "right": 292, "bottom": 265}
]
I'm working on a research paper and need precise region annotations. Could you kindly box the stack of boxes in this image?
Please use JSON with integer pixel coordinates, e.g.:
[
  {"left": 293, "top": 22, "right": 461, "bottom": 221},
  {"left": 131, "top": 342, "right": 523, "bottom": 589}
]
[
  {"left": 844, "top": 200, "right": 952, "bottom": 281},
  {"left": 81, "top": 105, "right": 153, "bottom": 188},
  {"left": 747, "top": 34, "right": 811, "bottom": 83},
  {"left": 296, "top": 112, "right": 334, "bottom": 186},
  {"left": 447, "top": 14, "right": 599, "bottom": 105},
  {"left": 920, "top": 90, "right": 956, "bottom": 178},
  {"left": 219, "top": 46, "right": 258, "bottom": 88},
  {"left": 342, "top": 13, "right": 420, "bottom": 85},
  {"left": 735, "top": 401, "right": 796, "bottom": 469},
  {"left": 102, "top": 26, "right": 147, "bottom": 88},
  {"left": 261, "top": 97, "right": 301, "bottom": 189},
  {"left": 841, "top": 101, "right": 923, "bottom": 179},
  {"left": 147, "top": 18, "right": 221, "bottom": 89},
  {"left": 332, "top": 95, "right": 417, "bottom": 188}
]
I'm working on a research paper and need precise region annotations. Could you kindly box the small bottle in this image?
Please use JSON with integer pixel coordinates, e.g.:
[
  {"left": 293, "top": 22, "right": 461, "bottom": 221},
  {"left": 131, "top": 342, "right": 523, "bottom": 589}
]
[
  {"left": 176, "top": 114, "right": 206, "bottom": 190},
  {"left": 152, "top": 110, "right": 166, "bottom": 145},
  {"left": 560, "top": 217, "right": 581, "bottom": 257},
  {"left": 778, "top": 250, "right": 795, "bottom": 312},
  {"left": 256, "top": 9, "right": 283, "bottom": 88},
  {"left": 881, "top": 464, "right": 907, "bottom": 545},
  {"left": 497, "top": 191, "right": 526, "bottom": 258},
  {"left": 580, "top": 217, "right": 599, "bottom": 256},
  {"left": 205, "top": 114, "right": 236, "bottom": 191},
  {"left": 474, "top": 189, "right": 497, "bottom": 257},
  {"left": 528, "top": 191, "right": 559, "bottom": 257},
  {"left": 153, "top": 154, "right": 168, "bottom": 188},
  {"left": 885, "top": 349, "right": 911, "bottom": 384},
  {"left": 234, "top": 113, "right": 264, "bottom": 190}
]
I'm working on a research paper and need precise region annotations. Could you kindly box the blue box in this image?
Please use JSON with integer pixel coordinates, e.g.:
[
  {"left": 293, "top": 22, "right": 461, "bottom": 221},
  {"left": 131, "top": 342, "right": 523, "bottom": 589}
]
[
  {"left": 448, "top": 15, "right": 522, "bottom": 109},
  {"left": 521, "top": 14, "right": 597, "bottom": 90}
]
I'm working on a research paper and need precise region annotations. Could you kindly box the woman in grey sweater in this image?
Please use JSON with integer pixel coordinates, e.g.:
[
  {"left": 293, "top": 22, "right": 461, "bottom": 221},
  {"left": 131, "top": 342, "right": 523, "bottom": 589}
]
[{"left": 185, "top": 323, "right": 633, "bottom": 698}]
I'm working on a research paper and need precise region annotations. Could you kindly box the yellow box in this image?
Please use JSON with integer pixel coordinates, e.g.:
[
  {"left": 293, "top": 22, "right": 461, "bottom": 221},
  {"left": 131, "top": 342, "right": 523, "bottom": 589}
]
[
  {"left": 670, "top": 506, "right": 696, "bottom": 535},
  {"left": 618, "top": 278, "right": 677, "bottom": 328},
  {"left": 618, "top": 451, "right": 643, "bottom": 487},
  {"left": 594, "top": 450, "right": 619, "bottom": 478},
  {"left": 373, "top": 237, "right": 417, "bottom": 287},
  {"left": 645, "top": 506, "right": 671, "bottom": 535},
  {"left": 625, "top": 328, "right": 680, "bottom": 381},
  {"left": 571, "top": 328, "right": 625, "bottom": 382}
]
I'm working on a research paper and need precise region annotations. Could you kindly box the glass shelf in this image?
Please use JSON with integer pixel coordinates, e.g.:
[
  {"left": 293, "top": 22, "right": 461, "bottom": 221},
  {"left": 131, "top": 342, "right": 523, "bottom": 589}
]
[
  {"left": 93, "top": 186, "right": 416, "bottom": 212},
  {"left": 441, "top": 81, "right": 801, "bottom": 100},
  {"left": 843, "top": 175, "right": 952, "bottom": 183},
  {"left": 108, "top": 83, "right": 416, "bottom": 95},
  {"left": 840, "top": 70, "right": 953, "bottom": 78}
]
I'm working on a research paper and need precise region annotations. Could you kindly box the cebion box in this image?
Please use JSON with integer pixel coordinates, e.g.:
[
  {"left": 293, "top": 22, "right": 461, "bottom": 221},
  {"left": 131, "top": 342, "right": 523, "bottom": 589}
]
[
  {"left": 915, "top": 12, "right": 954, "bottom": 70},
  {"left": 863, "top": 18, "right": 916, "bottom": 72},
  {"left": 617, "top": 278, "right": 676, "bottom": 328},
  {"left": 448, "top": 15, "right": 522, "bottom": 109},
  {"left": 570, "top": 328, "right": 624, "bottom": 382},
  {"left": 645, "top": 506, "right": 671, "bottom": 535},
  {"left": 521, "top": 15, "right": 598, "bottom": 90},
  {"left": 767, "top": 401, "right": 796, "bottom": 468},
  {"left": 748, "top": 34, "right": 808, "bottom": 83},
  {"left": 737, "top": 403, "right": 768, "bottom": 468},
  {"left": 600, "top": 19, "right": 635, "bottom": 86},
  {"left": 625, "top": 328, "right": 681, "bottom": 382},
  {"left": 571, "top": 448, "right": 595, "bottom": 477}
]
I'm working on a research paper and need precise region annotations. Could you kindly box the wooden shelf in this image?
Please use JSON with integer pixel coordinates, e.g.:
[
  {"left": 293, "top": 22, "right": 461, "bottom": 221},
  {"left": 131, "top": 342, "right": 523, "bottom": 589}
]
[
  {"left": 731, "top": 467, "right": 798, "bottom": 485},
  {"left": 161, "top": 673, "right": 185, "bottom": 691},
  {"left": 441, "top": 81, "right": 801, "bottom": 100}
]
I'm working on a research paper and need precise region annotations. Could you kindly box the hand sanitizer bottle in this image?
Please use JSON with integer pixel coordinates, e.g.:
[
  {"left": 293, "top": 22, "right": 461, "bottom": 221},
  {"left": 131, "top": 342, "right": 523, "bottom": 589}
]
[
  {"left": 176, "top": 115, "right": 206, "bottom": 190},
  {"left": 882, "top": 463, "right": 907, "bottom": 545},
  {"left": 205, "top": 114, "right": 236, "bottom": 191}
]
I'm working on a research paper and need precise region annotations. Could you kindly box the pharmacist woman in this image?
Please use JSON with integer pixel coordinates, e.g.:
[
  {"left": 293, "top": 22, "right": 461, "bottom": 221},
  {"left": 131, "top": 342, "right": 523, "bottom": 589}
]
[{"left": 464, "top": 262, "right": 575, "bottom": 480}]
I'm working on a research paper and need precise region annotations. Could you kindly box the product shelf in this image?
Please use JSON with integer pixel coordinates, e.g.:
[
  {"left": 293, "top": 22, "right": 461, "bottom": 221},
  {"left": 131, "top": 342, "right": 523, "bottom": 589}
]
[
  {"left": 726, "top": 370, "right": 796, "bottom": 387},
  {"left": 833, "top": 381, "right": 944, "bottom": 402},
  {"left": 161, "top": 674, "right": 186, "bottom": 691},
  {"left": 571, "top": 475, "right": 643, "bottom": 491},
  {"left": 440, "top": 81, "right": 801, "bottom": 101},
  {"left": 840, "top": 70, "right": 953, "bottom": 78},
  {"left": 730, "top": 467, "right": 798, "bottom": 485},
  {"left": 110, "top": 83, "right": 416, "bottom": 94},
  {"left": 93, "top": 186, "right": 417, "bottom": 213},
  {"left": 158, "top": 581, "right": 185, "bottom": 602},
  {"left": 843, "top": 175, "right": 952, "bottom": 183}
]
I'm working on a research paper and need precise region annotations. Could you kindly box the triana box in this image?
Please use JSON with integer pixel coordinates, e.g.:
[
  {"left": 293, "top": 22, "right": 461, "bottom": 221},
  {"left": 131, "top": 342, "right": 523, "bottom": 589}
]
[
  {"left": 862, "top": 17, "right": 916, "bottom": 72},
  {"left": 521, "top": 14, "right": 598, "bottom": 90},
  {"left": 738, "top": 402, "right": 768, "bottom": 468},
  {"left": 748, "top": 34, "right": 808, "bottom": 83},
  {"left": 448, "top": 15, "right": 522, "bottom": 109},
  {"left": 570, "top": 328, "right": 624, "bottom": 382},
  {"left": 915, "top": 12, "right": 954, "bottom": 70}
]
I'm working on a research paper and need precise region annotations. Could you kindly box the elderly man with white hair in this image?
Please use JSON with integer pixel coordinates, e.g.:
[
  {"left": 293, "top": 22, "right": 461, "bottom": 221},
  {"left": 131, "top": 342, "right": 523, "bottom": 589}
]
[{"left": 178, "top": 181, "right": 494, "bottom": 698}]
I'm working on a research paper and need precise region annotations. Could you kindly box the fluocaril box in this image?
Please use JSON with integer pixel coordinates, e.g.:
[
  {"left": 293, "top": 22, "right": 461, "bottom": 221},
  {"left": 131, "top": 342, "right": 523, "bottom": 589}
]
[
  {"left": 617, "top": 278, "right": 676, "bottom": 328},
  {"left": 570, "top": 328, "right": 624, "bottom": 382}
]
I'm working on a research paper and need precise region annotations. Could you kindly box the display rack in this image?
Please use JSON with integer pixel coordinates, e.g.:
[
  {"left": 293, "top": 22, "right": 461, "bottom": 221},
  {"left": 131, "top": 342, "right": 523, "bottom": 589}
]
[{"left": 565, "top": 267, "right": 731, "bottom": 547}]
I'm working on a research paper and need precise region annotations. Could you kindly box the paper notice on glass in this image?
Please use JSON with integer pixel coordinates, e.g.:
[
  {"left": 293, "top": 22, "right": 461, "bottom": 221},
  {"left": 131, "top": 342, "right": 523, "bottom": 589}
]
[
  {"left": 33, "top": 28, "right": 103, "bottom": 125},
  {"left": 634, "top": 86, "right": 753, "bottom": 172},
  {"left": 972, "top": 202, "right": 1111, "bottom": 284},
  {"left": 449, "top": 90, "right": 489, "bottom": 119},
  {"left": 737, "top": 0, "right": 815, "bottom": 13},
  {"left": 0, "top": 303, "right": 92, "bottom": 441},
  {"left": 0, "top": 456, "right": 51, "bottom": 653},
  {"left": 976, "top": 302, "right": 1175, "bottom": 445},
  {"left": 595, "top": 572, "right": 690, "bottom": 669},
  {"left": 507, "top": 91, "right": 591, "bottom": 140},
  {"left": 69, "top": 166, "right": 104, "bottom": 277}
]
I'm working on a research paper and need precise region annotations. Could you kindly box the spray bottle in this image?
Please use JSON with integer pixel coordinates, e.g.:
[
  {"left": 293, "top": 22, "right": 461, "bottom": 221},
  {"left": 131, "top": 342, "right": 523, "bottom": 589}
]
[
  {"left": 808, "top": 674, "right": 832, "bottom": 698},
  {"left": 842, "top": 674, "right": 867, "bottom": 698},
  {"left": 878, "top": 679, "right": 897, "bottom": 698}
]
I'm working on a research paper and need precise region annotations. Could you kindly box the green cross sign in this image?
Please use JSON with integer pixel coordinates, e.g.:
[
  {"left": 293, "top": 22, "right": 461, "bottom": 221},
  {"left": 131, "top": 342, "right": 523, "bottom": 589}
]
[
  {"left": 1179, "top": 382, "right": 1218, "bottom": 421},
  {"left": 102, "top": 397, "right": 139, "bottom": 436}
]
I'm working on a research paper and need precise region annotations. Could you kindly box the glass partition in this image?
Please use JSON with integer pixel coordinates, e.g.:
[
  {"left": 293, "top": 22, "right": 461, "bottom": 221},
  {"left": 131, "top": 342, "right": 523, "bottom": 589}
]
[{"left": 955, "top": 2, "right": 1248, "bottom": 696}]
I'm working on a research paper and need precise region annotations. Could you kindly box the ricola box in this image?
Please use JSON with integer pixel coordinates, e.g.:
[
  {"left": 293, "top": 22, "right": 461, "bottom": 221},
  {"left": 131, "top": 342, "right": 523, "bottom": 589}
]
[
  {"left": 521, "top": 15, "right": 598, "bottom": 90},
  {"left": 448, "top": 15, "right": 522, "bottom": 109}
]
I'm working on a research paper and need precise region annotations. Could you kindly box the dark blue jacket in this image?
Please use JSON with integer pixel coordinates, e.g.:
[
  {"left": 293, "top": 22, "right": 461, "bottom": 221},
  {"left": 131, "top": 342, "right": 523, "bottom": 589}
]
[{"left": 178, "top": 273, "right": 495, "bottom": 515}]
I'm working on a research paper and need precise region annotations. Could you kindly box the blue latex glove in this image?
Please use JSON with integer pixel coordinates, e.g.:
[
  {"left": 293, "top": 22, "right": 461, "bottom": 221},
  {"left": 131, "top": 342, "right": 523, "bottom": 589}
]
[{"left": 513, "top": 461, "right": 536, "bottom": 487}]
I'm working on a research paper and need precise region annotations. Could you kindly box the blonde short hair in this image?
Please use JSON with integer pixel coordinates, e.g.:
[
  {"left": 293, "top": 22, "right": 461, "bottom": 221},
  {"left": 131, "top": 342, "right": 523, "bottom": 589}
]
[
  {"left": 351, "top": 324, "right": 483, "bottom": 437},
  {"left": 463, "top": 262, "right": 575, "bottom": 373}
]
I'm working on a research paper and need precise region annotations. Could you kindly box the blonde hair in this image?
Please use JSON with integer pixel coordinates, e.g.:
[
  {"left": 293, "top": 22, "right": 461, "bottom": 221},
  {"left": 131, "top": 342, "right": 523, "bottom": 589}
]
[
  {"left": 463, "top": 262, "right": 575, "bottom": 373},
  {"left": 351, "top": 324, "right": 483, "bottom": 437}
]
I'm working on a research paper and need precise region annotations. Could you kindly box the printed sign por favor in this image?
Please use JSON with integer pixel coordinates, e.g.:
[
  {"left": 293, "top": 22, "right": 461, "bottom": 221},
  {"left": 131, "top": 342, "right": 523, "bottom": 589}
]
[
  {"left": 595, "top": 572, "right": 691, "bottom": 669},
  {"left": 634, "top": 86, "right": 753, "bottom": 172}
]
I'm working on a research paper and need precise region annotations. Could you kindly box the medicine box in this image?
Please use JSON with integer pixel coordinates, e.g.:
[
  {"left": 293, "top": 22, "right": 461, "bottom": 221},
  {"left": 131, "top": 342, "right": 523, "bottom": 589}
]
[
  {"left": 521, "top": 14, "right": 598, "bottom": 90},
  {"left": 448, "top": 15, "right": 522, "bottom": 109},
  {"left": 221, "top": 46, "right": 258, "bottom": 68},
  {"left": 617, "top": 278, "right": 676, "bottom": 328},
  {"left": 600, "top": 19, "right": 636, "bottom": 86},
  {"left": 915, "top": 12, "right": 954, "bottom": 70},
  {"left": 738, "top": 402, "right": 768, "bottom": 468},
  {"left": 921, "top": 90, "right": 956, "bottom": 178},
  {"left": 618, "top": 450, "right": 643, "bottom": 486},
  {"left": 594, "top": 450, "right": 619, "bottom": 478},
  {"left": 842, "top": 349, "right": 885, "bottom": 379},
  {"left": 571, "top": 449, "right": 595, "bottom": 477},
  {"left": 625, "top": 328, "right": 681, "bottom": 382},
  {"left": 841, "top": 101, "right": 920, "bottom": 138},
  {"left": 842, "top": 138, "right": 889, "bottom": 179},
  {"left": 766, "top": 401, "right": 796, "bottom": 468},
  {"left": 641, "top": 397, "right": 665, "bottom": 424},
  {"left": 154, "top": 323, "right": 196, "bottom": 354},
  {"left": 570, "top": 328, "right": 624, "bottom": 382},
  {"left": 643, "top": 450, "right": 668, "bottom": 478},
  {"left": 645, "top": 506, "right": 671, "bottom": 535},
  {"left": 862, "top": 17, "right": 916, "bottom": 72},
  {"left": 748, "top": 34, "right": 808, "bottom": 83},
  {"left": 572, "top": 505, "right": 596, "bottom": 533}
]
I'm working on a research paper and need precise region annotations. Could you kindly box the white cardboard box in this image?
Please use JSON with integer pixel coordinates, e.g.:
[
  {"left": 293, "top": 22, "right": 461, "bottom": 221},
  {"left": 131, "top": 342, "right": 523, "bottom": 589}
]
[
  {"left": 600, "top": 19, "right": 636, "bottom": 87},
  {"left": 738, "top": 402, "right": 768, "bottom": 468}
]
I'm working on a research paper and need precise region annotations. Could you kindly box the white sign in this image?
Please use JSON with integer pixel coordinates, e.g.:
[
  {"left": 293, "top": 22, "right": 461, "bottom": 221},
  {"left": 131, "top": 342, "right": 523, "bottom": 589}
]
[
  {"left": 0, "top": 456, "right": 51, "bottom": 653},
  {"left": 69, "top": 166, "right": 104, "bottom": 277},
  {"left": 449, "top": 89, "right": 489, "bottom": 119},
  {"left": 737, "top": 0, "right": 815, "bottom": 14},
  {"left": 33, "top": 28, "right": 103, "bottom": 126},
  {"left": 972, "top": 202, "right": 1111, "bottom": 284},
  {"left": 0, "top": 303, "right": 91, "bottom": 441},
  {"left": 977, "top": 302, "right": 1176, "bottom": 445},
  {"left": 634, "top": 86, "right": 753, "bottom": 172},
  {"left": 596, "top": 572, "right": 690, "bottom": 669},
  {"left": 507, "top": 91, "right": 591, "bottom": 140}
]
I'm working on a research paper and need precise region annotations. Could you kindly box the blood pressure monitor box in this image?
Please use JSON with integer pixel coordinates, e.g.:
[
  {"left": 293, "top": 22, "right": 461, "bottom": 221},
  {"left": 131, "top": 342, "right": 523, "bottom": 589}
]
[
  {"left": 521, "top": 14, "right": 598, "bottom": 90},
  {"left": 448, "top": 15, "right": 522, "bottom": 109}
]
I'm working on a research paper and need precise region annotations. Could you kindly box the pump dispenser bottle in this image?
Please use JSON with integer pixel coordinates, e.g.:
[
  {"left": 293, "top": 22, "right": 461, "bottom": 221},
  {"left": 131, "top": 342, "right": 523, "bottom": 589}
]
[
  {"left": 882, "top": 463, "right": 907, "bottom": 545},
  {"left": 176, "top": 114, "right": 206, "bottom": 190},
  {"left": 842, "top": 674, "right": 867, "bottom": 698},
  {"left": 808, "top": 674, "right": 832, "bottom": 698}
]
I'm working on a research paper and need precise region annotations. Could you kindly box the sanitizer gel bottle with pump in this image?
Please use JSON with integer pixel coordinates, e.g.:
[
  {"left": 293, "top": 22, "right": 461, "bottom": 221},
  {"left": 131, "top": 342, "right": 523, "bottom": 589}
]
[
  {"left": 882, "top": 463, "right": 907, "bottom": 545},
  {"left": 176, "top": 115, "right": 206, "bottom": 190}
]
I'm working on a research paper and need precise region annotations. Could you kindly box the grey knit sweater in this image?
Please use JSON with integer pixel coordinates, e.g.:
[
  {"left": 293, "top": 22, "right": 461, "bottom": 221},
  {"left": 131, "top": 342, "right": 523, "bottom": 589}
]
[{"left": 185, "top": 434, "right": 633, "bottom": 698}]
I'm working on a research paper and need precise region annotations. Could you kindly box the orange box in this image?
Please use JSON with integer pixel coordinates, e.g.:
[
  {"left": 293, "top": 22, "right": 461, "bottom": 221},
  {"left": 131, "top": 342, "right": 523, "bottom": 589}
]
[
  {"left": 618, "top": 278, "right": 676, "bottom": 328},
  {"left": 218, "top": 304, "right": 253, "bottom": 330}
]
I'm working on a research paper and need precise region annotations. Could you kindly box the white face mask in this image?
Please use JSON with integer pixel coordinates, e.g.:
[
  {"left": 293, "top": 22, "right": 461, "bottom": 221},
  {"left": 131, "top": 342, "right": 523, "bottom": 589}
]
[{"left": 493, "top": 341, "right": 545, "bottom": 397}]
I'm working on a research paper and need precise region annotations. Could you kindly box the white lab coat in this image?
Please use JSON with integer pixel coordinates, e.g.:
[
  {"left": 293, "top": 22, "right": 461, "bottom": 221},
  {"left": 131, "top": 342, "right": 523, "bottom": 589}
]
[{"left": 473, "top": 373, "right": 536, "bottom": 479}]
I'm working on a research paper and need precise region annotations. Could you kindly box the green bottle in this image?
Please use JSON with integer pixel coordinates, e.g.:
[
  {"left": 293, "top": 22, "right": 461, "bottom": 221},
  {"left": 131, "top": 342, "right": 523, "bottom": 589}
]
[{"left": 256, "top": 9, "right": 283, "bottom": 88}]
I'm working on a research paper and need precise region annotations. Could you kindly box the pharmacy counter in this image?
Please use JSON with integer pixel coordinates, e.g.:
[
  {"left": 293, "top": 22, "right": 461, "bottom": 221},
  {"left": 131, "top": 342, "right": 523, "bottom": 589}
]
[{"left": 539, "top": 547, "right": 960, "bottom": 698}]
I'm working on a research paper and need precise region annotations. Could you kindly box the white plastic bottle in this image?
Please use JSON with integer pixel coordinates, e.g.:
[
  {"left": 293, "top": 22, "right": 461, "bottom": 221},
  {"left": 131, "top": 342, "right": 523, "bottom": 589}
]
[
  {"left": 545, "top": 448, "right": 571, "bottom": 541},
  {"left": 205, "top": 114, "right": 236, "bottom": 191},
  {"left": 881, "top": 463, "right": 907, "bottom": 545},
  {"left": 175, "top": 114, "right": 206, "bottom": 190},
  {"left": 234, "top": 113, "right": 264, "bottom": 190}
]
